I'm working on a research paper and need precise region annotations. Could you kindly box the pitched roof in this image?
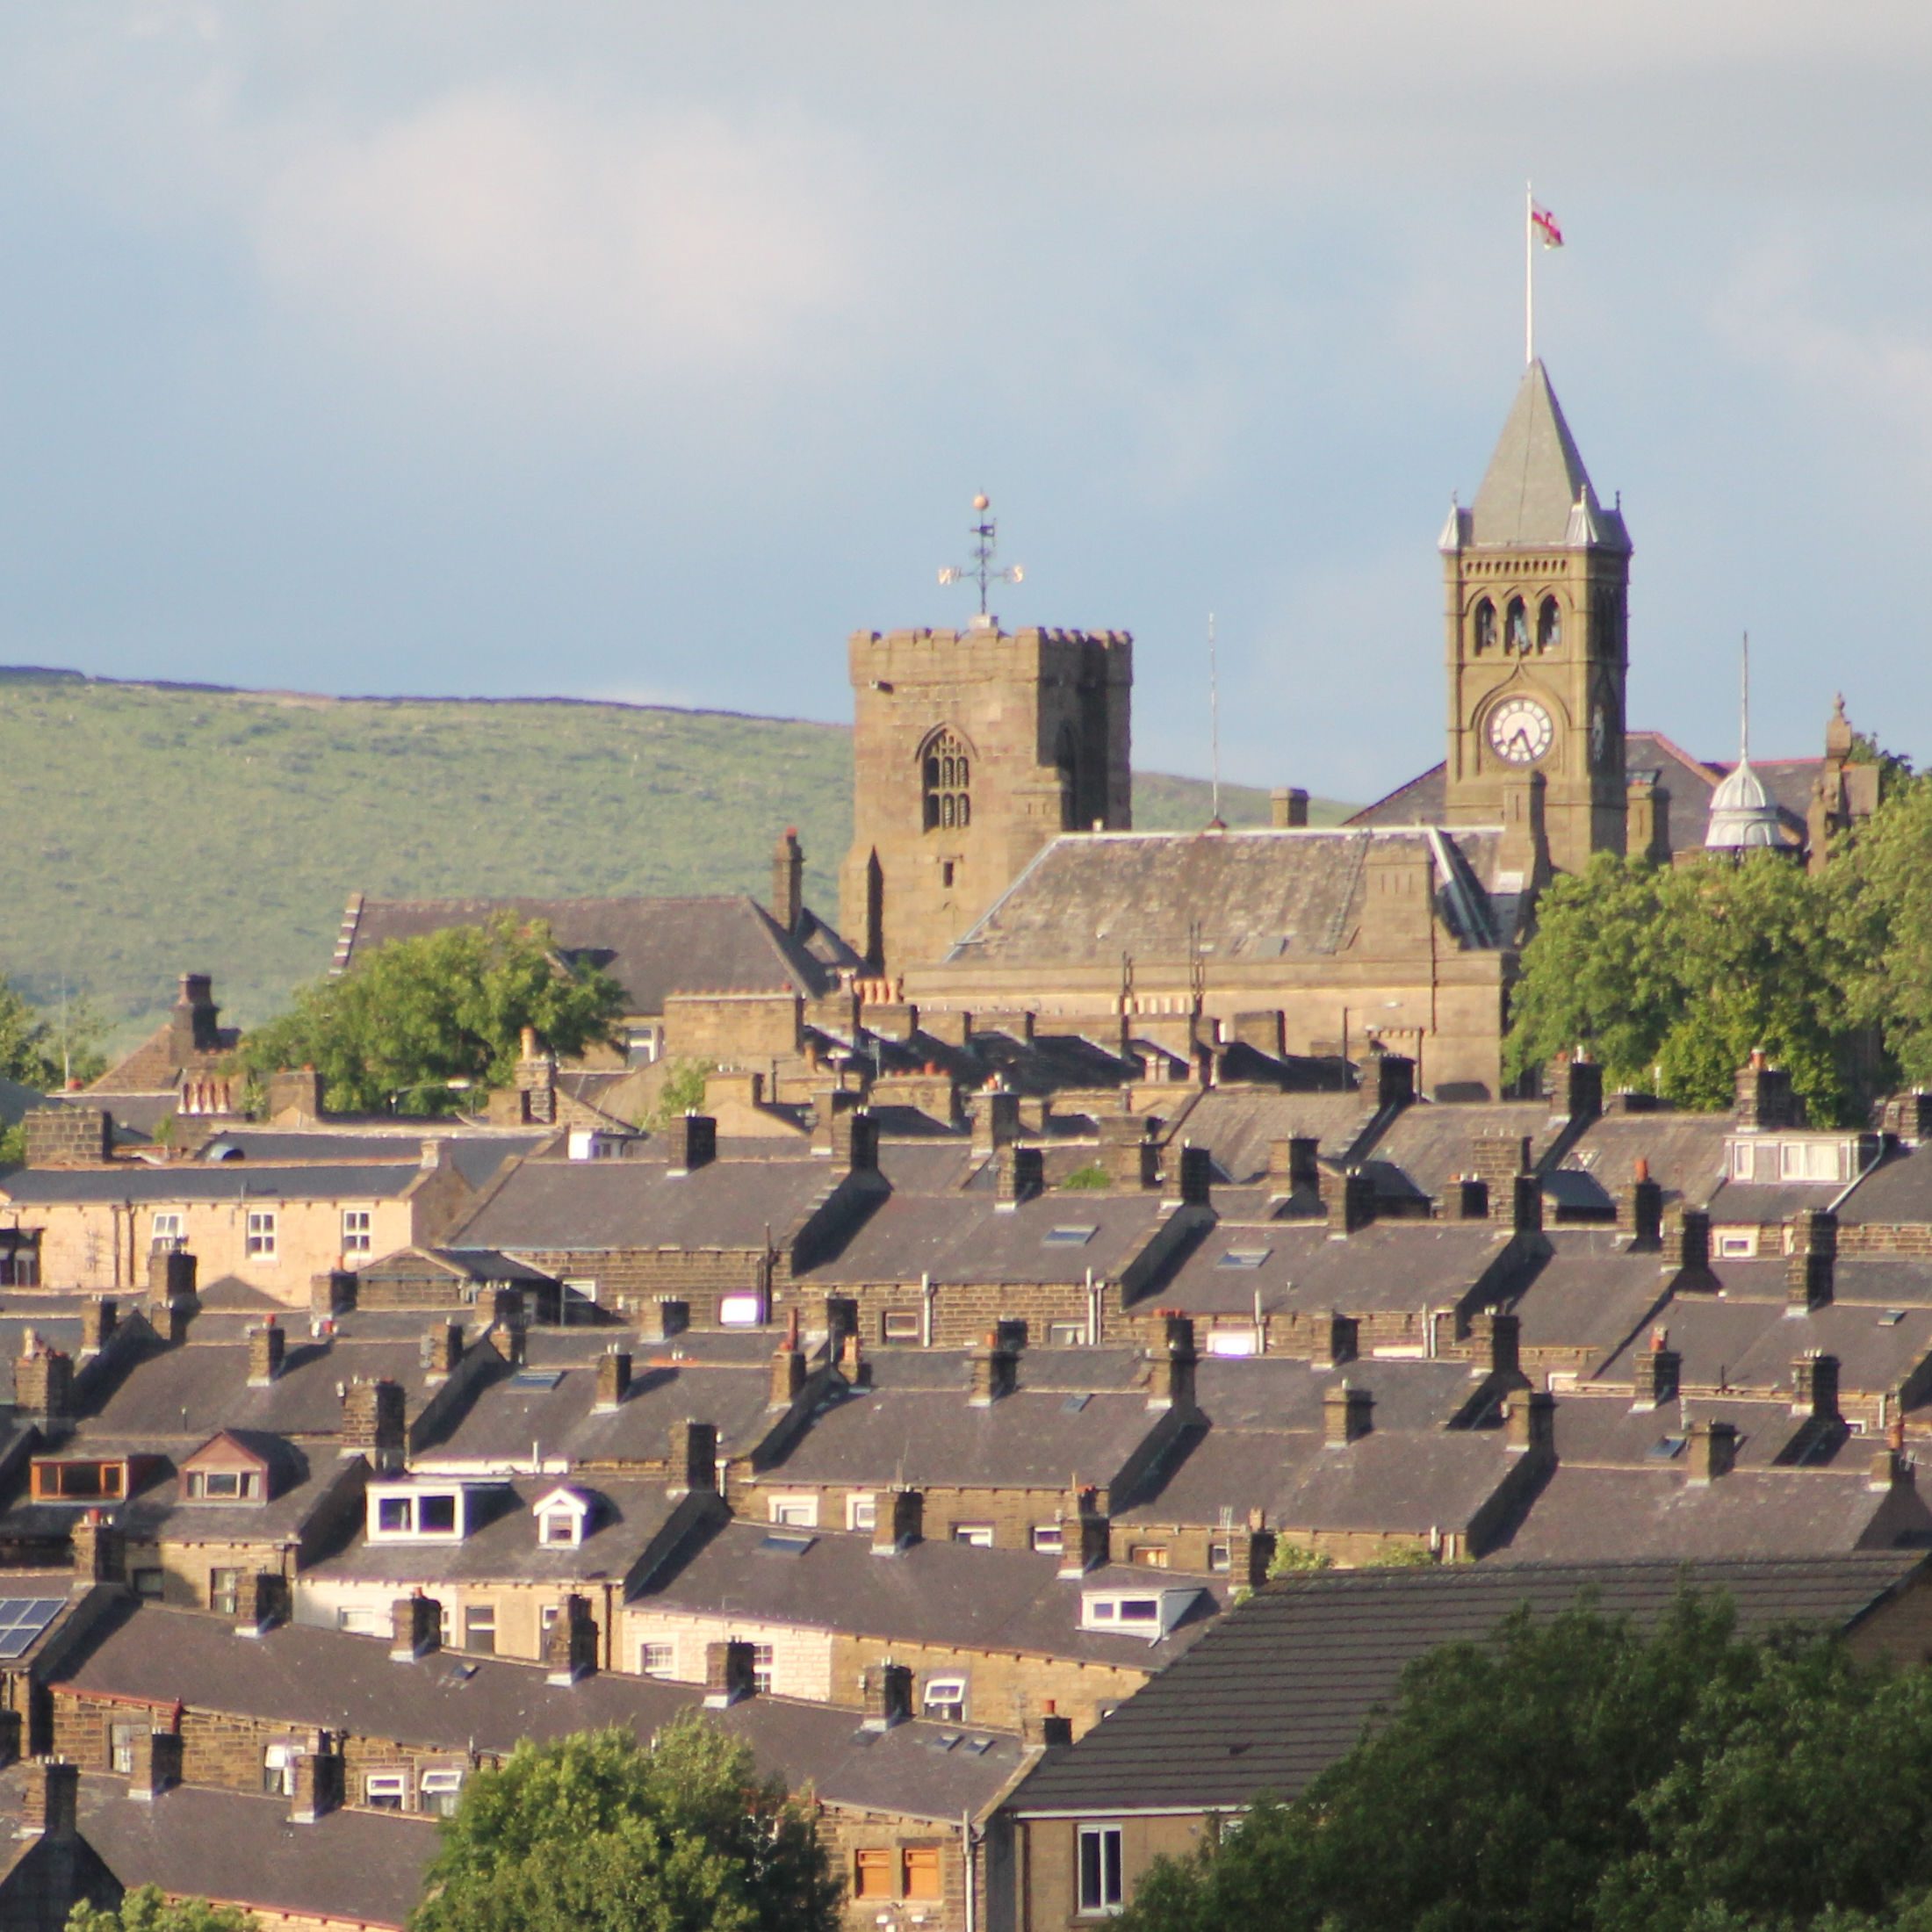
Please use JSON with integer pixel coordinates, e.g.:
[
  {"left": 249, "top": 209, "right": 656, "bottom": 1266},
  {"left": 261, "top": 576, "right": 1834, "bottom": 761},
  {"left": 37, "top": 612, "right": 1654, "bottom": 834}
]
[
  {"left": 942, "top": 827, "right": 1503, "bottom": 970},
  {"left": 1466, "top": 360, "right": 1629, "bottom": 552},
  {"left": 338, "top": 893, "right": 860, "bottom": 1015},
  {"left": 1008, "top": 1554, "right": 1928, "bottom": 1815}
]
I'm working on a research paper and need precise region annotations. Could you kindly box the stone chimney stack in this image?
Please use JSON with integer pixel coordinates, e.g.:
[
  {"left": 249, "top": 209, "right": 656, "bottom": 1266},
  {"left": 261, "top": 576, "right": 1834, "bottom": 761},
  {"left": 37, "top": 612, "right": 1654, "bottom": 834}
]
[
  {"left": 1503, "top": 1391, "right": 1556, "bottom": 1458},
  {"left": 1174, "top": 1144, "right": 1213, "bottom": 1208},
  {"left": 170, "top": 973, "right": 223, "bottom": 1057},
  {"left": 78, "top": 1298, "right": 118, "bottom": 1358},
  {"left": 1099, "top": 1114, "right": 1158, "bottom": 1191},
  {"left": 18, "top": 1759, "right": 79, "bottom": 1842},
  {"left": 769, "top": 1310, "right": 806, "bottom": 1409},
  {"left": 831, "top": 1106, "right": 880, "bottom": 1177},
  {"left": 1626, "top": 1159, "right": 1664, "bottom": 1251},
  {"left": 513, "top": 1028, "right": 559, "bottom": 1127},
  {"left": 390, "top": 1593, "right": 442, "bottom": 1662},
  {"left": 703, "top": 1639, "right": 757, "bottom": 1708},
  {"left": 247, "top": 1317, "right": 286, "bottom": 1387},
  {"left": 128, "top": 1730, "right": 183, "bottom": 1802},
  {"left": 1481, "top": 1311, "right": 1522, "bottom": 1382},
  {"left": 665, "top": 1113, "right": 717, "bottom": 1176},
  {"left": 1511, "top": 1173, "right": 1544, "bottom": 1236},
  {"left": 595, "top": 1348, "right": 632, "bottom": 1412},
  {"left": 861, "top": 1662, "right": 914, "bottom": 1731},
  {"left": 666, "top": 1421, "right": 718, "bottom": 1498},
  {"left": 1327, "top": 1169, "right": 1376, "bottom": 1236},
  {"left": 970, "top": 1086, "right": 1022, "bottom": 1158},
  {"left": 1057, "top": 1486, "right": 1110, "bottom": 1577},
  {"left": 1671, "top": 1210, "right": 1712, "bottom": 1277},
  {"left": 14, "top": 1333, "right": 74, "bottom": 1427},
  {"left": 1687, "top": 1419, "right": 1739, "bottom": 1485},
  {"left": 1792, "top": 1351, "right": 1842, "bottom": 1424},
  {"left": 1312, "top": 1311, "right": 1359, "bottom": 1372},
  {"left": 1270, "top": 787, "right": 1310, "bottom": 829},
  {"left": 421, "top": 1321, "right": 464, "bottom": 1382},
  {"left": 772, "top": 827, "right": 805, "bottom": 936},
  {"left": 69, "top": 1510, "right": 123, "bottom": 1585},
  {"left": 993, "top": 1143, "right": 1044, "bottom": 1209},
  {"left": 873, "top": 1487, "right": 924, "bottom": 1556},
  {"left": 544, "top": 1594, "right": 599, "bottom": 1685},
  {"left": 1786, "top": 1210, "right": 1837, "bottom": 1312},
  {"left": 1735, "top": 1049, "right": 1799, "bottom": 1129},
  {"left": 1145, "top": 1313, "right": 1197, "bottom": 1411},
  {"left": 341, "top": 1378, "right": 407, "bottom": 1474},
  {"left": 1323, "top": 1381, "right": 1373, "bottom": 1446},
  {"left": 968, "top": 1330, "right": 1019, "bottom": 1406},
  {"left": 1632, "top": 1329, "right": 1682, "bottom": 1412},
  {"left": 288, "top": 1750, "right": 343, "bottom": 1825}
]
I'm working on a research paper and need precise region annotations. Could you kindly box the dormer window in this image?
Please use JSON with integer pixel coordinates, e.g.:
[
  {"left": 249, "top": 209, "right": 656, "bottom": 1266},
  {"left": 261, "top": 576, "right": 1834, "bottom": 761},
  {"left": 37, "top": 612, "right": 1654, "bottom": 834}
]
[
  {"left": 187, "top": 1468, "right": 261, "bottom": 1502},
  {"left": 531, "top": 1485, "right": 594, "bottom": 1549},
  {"left": 178, "top": 1431, "right": 278, "bottom": 1507},
  {"left": 1079, "top": 1584, "right": 1204, "bottom": 1640},
  {"left": 367, "top": 1482, "right": 475, "bottom": 1543}
]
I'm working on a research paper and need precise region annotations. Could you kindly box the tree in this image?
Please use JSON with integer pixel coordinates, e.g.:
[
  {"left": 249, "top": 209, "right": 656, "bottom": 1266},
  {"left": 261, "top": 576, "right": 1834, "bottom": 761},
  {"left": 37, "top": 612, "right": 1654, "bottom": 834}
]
[
  {"left": 1121, "top": 1592, "right": 1932, "bottom": 1932},
  {"left": 1505, "top": 854, "right": 1865, "bottom": 1125},
  {"left": 409, "top": 1719, "right": 842, "bottom": 1932},
  {"left": 238, "top": 914, "right": 624, "bottom": 1116},
  {"left": 1833, "top": 773, "right": 1932, "bottom": 1086},
  {"left": 68, "top": 1889, "right": 256, "bottom": 1932},
  {"left": 0, "top": 974, "right": 107, "bottom": 1091}
]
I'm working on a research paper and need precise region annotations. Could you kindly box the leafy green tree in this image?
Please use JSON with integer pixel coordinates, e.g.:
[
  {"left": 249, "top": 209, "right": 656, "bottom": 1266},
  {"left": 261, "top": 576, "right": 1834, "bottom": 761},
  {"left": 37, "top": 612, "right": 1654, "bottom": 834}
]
[
  {"left": 646, "top": 1058, "right": 715, "bottom": 1131},
  {"left": 0, "top": 974, "right": 107, "bottom": 1091},
  {"left": 238, "top": 914, "right": 624, "bottom": 1115},
  {"left": 1121, "top": 1593, "right": 1932, "bottom": 1932},
  {"left": 1833, "top": 773, "right": 1932, "bottom": 1086},
  {"left": 409, "top": 1719, "right": 841, "bottom": 1932},
  {"left": 68, "top": 1888, "right": 256, "bottom": 1932},
  {"left": 1506, "top": 854, "right": 1864, "bottom": 1124}
]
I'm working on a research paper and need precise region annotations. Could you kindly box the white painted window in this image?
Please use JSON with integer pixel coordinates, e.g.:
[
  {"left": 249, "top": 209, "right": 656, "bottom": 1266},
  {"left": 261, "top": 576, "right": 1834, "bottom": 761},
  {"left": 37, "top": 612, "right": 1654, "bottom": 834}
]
[
  {"left": 751, "top": 1643, "right": 775, "bottom": 1693},
  {"left": 1718, "top": 1232, "right": 1758, "bottom": 1258},
  {"left": 845, "top": 1494, "right": 877, "bottom": 1532},
  {"left": 923, "top": 1676, "right": 967, "bottom": 1720},
  {"left": 1206, "top": 1328, "right": 1258, "bottom": 1358},
  {"left": 150, "top": 1212, "right": 184, "bottom": 1246},
  {"left": 1031, "top": 1524, "right": 1064, "bottom": 1554},
  {"left": 718, "top": 1294, "right": 763, "bottom": 1327},
  {"left": 1048, "top": 1321, "right": 1085, "bottom": 1346},
  {"left": 768, "top": 1496, "right": 819, "bottom": 1528},
  {"left": 335, "top": 1605, "right": 384, "bottom": 1636},
  {"left": 341, "top": 1208, "right": 372, "bottom": 1255},
  {"left": 540, "top": 1509, "right": 578, "bottom": 1546},
  {"left": 263, "top": 1742, "right": 299, "bottom": 1795},
  {"left": 1078, "top": 1826, "right": 1124, "bottom": 1914},
  {"left": 951, "top": 1524, "right": 995, "bottom": 1548},
  {"left": 368, "top": 1485, "right": 468, "bottom": 1541},
  {"left": 364, "top": 1772, "right": 407, "bottom": 1812},
  {"left": 639, "top": 1642, "right": 675, "bottom": 1676},
  {"left": 244, "top": 1210, "right": 278, "bottom": 1259},
  {"left": 420, "top": 1768, "right": 465, "bottom": 1817},
  {"left": 882, "top": 1309, "right": 921, "bottom": 1341}
]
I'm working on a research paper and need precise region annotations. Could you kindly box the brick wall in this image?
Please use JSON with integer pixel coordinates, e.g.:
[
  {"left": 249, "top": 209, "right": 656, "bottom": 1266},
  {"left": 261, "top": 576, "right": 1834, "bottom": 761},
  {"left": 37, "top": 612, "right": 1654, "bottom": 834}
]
[{"left": 616, "top": 1610, "right": 834, "bottom": 1701}]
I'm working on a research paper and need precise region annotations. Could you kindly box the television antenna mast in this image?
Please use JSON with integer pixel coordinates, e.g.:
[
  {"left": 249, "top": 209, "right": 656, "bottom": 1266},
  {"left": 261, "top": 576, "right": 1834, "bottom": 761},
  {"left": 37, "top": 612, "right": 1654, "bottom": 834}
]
[{"left": 938, "top": 493, "right": 1023, "bottom": 628}]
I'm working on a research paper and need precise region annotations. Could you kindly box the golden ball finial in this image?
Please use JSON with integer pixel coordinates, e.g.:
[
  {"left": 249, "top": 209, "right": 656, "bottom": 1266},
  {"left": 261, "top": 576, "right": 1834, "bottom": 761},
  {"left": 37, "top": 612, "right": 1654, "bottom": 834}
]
[{"left": 972, "top": 493, "right": 990, "bottom": 512}]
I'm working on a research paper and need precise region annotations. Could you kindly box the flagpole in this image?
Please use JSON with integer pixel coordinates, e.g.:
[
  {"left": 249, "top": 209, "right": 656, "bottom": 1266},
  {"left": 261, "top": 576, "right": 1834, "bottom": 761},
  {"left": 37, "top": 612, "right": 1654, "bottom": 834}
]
[{"left": 1525, "top": 181, "right": 1533, "bottom": 365}]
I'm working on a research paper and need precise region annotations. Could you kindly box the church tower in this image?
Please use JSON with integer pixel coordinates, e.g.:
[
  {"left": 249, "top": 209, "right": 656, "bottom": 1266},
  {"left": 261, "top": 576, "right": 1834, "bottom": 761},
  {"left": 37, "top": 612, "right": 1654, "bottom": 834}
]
[
  {"left": 839, "top": 618, "right": 1132, "bottom": 977},
  {"left": 1439, "top": 361, "right": 1632, "bottom": 874}
]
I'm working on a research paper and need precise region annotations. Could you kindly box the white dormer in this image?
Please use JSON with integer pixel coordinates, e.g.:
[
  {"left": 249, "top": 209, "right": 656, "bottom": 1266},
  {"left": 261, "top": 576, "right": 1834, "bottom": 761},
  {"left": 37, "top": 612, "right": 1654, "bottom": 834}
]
[
  {"left": 366, "top": 1481, "right": 485, "bottom": 1543},
  {"left": 1079, "top": 1583, "right": 1204, "bottom": 1642},
  {"left": 533, "top": 1484, "right": 595, "bottom": 1548}
]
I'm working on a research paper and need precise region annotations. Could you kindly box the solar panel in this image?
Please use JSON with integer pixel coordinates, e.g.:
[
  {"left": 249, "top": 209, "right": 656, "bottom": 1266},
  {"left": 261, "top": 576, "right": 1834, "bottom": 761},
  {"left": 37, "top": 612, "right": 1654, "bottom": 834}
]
[{"left": 0, "top": 1599, "right": 59, "bottom": 1659}]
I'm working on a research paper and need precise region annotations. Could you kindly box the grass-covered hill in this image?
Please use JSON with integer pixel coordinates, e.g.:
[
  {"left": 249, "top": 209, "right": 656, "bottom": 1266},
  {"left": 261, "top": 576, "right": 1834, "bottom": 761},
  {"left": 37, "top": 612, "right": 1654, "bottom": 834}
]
[{"left": 0, "top": 668, "right": 1352, "bottom": 1040}]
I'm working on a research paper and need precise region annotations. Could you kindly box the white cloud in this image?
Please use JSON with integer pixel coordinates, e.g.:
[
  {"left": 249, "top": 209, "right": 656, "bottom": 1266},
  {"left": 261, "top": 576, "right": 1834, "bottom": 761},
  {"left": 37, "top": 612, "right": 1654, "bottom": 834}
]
[{"left": 247, "top": 89, "right": 869, "bottom": 392}]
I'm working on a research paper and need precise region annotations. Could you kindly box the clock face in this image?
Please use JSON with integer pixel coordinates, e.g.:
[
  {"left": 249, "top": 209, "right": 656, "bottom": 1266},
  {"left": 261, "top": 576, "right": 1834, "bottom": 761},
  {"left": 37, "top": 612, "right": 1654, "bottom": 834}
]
[{"left": 1487, "top": 697, "right": 1554, "bottom": 767}]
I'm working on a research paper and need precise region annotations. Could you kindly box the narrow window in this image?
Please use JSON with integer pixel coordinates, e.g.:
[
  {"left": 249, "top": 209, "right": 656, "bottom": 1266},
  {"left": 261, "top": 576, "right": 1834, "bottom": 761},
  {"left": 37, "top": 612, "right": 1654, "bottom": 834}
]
[
  {"left": 1078, "top": 1826, "right": 1124, "bottom": 1914},
  {"left": 751, "top": 1643, "right": 775, "bottom": 1694},
  {"left": 1505, "top": 596, "right": 1530, "bottom": 654},
  {"left": 209, "top": 1568, "right": 241, "bottom": 1618},
  {"left": 1473, "top": 598, "right": 1496, "bottom": 653},
  {"left": 110, "top": 1722, "right": 141, "bottom": 1776},
  {"left": 846, "top": 1494, "right": 877, "bottom": 1532},
  {"left": 341, "top": 1208, "right": 372, "bottom": 1256},
  {"left": 921, "top": 728, "right": 972, "bottom": 833},
  {"left": 263, "top": 1743, "right": 298, "bottom": 1796},
  {"left": 1537, "top": 595, "right": 1562, "bottom": 652},
  {"left": 464, "top": 1605, "right": 496, "bottom": 1654},
  {"left": 245, "top": 1210, "right": 278, "bottom": 1260}
]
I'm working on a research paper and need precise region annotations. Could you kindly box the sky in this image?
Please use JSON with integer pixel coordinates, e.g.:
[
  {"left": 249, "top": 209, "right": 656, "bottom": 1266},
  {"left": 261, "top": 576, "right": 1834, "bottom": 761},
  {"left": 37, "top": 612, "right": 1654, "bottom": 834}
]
[{"left": 3, "top": 4, "right": 1931, "bottom": 804}]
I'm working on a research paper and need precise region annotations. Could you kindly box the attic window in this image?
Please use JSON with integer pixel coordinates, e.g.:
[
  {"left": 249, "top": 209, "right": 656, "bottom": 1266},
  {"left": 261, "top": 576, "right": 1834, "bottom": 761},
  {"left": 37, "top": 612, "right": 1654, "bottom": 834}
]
[
  {"left": 539, "top": 1509, "right": 580, "bottom": 1547},
  {"left": 1218, "top": 1248, "right": 1271, "bottom": 1270},
  {"left": 1045, "top": 1225, "right": 1098, "bottom": 1248},
  {"left": 368, "top": 1484, "right": 472, "bottom": 1542},
  {"left": 188, "top": 1468, "right": 261, "bottom": 1502}
]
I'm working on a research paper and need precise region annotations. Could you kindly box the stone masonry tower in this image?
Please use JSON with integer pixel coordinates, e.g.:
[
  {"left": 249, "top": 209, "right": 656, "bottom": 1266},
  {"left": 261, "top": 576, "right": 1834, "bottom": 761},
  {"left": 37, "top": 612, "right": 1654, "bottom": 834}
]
[
  {"left": 1439, "top": 361, "right": 1632, "bottom": 874},
  {"left": 840, "top": 621, "right": 1133, "bottom": 976}
]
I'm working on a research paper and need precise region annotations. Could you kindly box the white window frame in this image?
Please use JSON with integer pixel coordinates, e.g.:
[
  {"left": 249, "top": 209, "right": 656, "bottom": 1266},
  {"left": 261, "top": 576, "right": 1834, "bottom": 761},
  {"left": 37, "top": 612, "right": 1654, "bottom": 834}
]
[
  {"left": 419, "top": 1768, "right": 464, "bottom": 1816},
  {"left": 951, "top": 1523, "right": 995, "bottom": 1548},
  {"left": 1078, "top": 1824, "right": 1125, "bottom": 1915},
  {"left": 1031, "top": 1524, "right": 1065, "bottom": 1554},
  {"left": 718, "top": 1293, "right": 764, "bottom": 1327},
  {"left": 341, "top": 1208, "right": 373, "bottom": 1256},
  {"left": 364, "top": 1772, "right": 407, "bottom": 1811},
  {"left": 150, "top": 1211, "right": 184, "bottom": 1246},
  {"left": 882, "top": 1309, "right": 922, "bottom": 1341},
  {"left": 335, "top": 1605, "right": 385, "bottom": 1636},
  {"left": 263, "top": 1742, "right": 299, "bottom": 1796},
  {"left": 1205, "top": 1327, "right": 1258, "bottom": 1358},
  {"left": 845, "top": 1493, "right": 877, "bottom": 1532},
  {"left": 245, "top": 1209, "right": 278, "bottom": 1260},
  {"left": 639, "top": 1641, "right": 675, "bottom": 1676},
  {"left": 1718, "top": 1231, "right": 1758, "bottom": 1258},
  {"left": 768, "top": 1495, "right": 819, "bottom": 1529},
  {"left": 1048, "top": 1321, "right": 1086, "bottom": 1346},
  {"left": 922, "top": 1675, "right": 968, "bottom": 1720},
  {"left": 368, "top": 1484, "right": 469, "bottom": 1542}
]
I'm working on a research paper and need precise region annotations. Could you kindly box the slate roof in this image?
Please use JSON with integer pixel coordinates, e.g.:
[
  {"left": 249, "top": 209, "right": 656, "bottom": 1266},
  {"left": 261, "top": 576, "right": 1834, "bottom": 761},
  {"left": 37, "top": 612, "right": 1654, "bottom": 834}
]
[
  {"left": 55, "top": 1602, "right": 1027, "bottom": 1825},
  {"left": 0, "top": 1765, "right": 437, "bottom": 1929},
  {"left": 191, "top": 1130, "right": 544, "bottom": 1187},
  {"left": 1167, "top": 1090, "right": 1384, "bottom": 1182},
  {"left": 451, "top": 1154, "right": 860, "bottom": 1252},
  {"left": 761, "top": 1387, "right": 1171, "bottom": 1494},
  {"left": 0, "top": 1164, "right": 429, "bottom": 1205},
  {"left": 1007, "top": 1554, "right": 1928, "bottom": 1814},
  {"left": 1465, "top": 361, "right": 1629, "bottom": 551},
  {"left": 1840, "top": 1145, "right": 1932, "bottom": 1224},
  {"left": 943, "top": 828, "right": 1504, "bottom": 970},
  {"left": 636, "top": 1519, "right": 1223, "bottom": 1668},
  {"left": 339, "top": 894, "right": 860, "bottom": 1014}
]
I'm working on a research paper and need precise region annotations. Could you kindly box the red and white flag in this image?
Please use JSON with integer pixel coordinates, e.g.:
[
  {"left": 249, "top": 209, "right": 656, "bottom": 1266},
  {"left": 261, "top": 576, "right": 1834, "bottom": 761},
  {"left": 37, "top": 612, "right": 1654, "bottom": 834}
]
[{"left": 1531, "top": 202, "right": 1564, "bottom": 249}]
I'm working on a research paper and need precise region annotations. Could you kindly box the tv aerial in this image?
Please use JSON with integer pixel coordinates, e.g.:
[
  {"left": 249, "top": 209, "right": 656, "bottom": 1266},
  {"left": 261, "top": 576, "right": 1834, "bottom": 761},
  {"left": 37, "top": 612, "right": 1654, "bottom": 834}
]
[{"left": 938, "top": 492, "right": 1023, "bottom": 628}]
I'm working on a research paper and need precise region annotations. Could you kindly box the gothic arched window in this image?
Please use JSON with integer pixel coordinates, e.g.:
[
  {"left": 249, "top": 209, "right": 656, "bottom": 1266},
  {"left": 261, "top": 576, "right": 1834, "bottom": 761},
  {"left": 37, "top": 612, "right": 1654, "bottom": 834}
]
[
  {"left": 1505, "top": 596, "right": 1530, "bottom": 654},
  {"left": 1537, "top": 596, "right": 1562, "bottom": 652},
  {"left": 1473, "top": 599, "right": 1496, "bottom": 653},
  {"left": 921, "top": 728, "right": 971, "bottom": 833}
]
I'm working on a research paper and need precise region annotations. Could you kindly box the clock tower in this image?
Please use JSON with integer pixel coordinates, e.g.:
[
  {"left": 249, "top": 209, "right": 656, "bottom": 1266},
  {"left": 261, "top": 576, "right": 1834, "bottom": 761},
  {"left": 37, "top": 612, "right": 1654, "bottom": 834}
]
[{"left": 1439, "top": 360, "right": 1631, "bottom": 874}]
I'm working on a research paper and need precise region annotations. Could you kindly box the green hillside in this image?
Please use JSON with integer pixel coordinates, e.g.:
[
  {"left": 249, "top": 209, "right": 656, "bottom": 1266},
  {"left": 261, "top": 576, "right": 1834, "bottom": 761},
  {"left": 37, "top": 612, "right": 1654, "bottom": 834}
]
[{"left": 0, "top": 670, "right": 1352, "bottom": 1038}]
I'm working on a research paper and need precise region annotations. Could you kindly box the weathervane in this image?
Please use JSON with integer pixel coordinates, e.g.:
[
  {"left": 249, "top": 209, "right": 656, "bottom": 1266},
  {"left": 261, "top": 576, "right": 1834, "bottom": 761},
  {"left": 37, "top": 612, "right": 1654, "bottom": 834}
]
[{"left": 938, "top": 493, "right": 1023, "bottom": 626}]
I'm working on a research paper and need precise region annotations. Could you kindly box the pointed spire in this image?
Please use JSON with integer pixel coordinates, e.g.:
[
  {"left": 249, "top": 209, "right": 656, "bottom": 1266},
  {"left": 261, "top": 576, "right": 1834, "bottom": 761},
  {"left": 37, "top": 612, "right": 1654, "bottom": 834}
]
[
  {"left": 1467, "top": 361, "right": 1629, "bottom": 552},
  {"left": 1739, "top": 632, "right": 1751, "bottom": 765}
]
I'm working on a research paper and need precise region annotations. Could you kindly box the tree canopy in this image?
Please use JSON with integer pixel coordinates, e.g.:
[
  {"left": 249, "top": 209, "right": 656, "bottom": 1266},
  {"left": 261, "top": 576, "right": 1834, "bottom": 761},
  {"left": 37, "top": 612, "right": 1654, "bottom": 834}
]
[
  {"left": 1121, "top": 1591, "right": 1932, "bottom": 1932},
  {"left": 408, "top": 1719, "right": 841, "bottom": 1932},
  {"left": 0, "top": 973, "right": 107, "bottom": 1092},
  {"left": 68, "top": 1889, "right": 256, "bottom": 1932},
  {"left": 238, "top": 913, "right": 624, "bottom": 1115}
]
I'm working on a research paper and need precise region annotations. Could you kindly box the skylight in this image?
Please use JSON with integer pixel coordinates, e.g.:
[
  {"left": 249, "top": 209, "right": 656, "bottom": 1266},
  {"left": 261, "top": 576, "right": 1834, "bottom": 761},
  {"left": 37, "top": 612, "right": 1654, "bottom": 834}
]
[
  {"left": 1045, "top": 1226, "right": 1098, "bottom": 1247},
  {"left": 1218, "top": 1249, "right": 1272, "bottom": 1270}
]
